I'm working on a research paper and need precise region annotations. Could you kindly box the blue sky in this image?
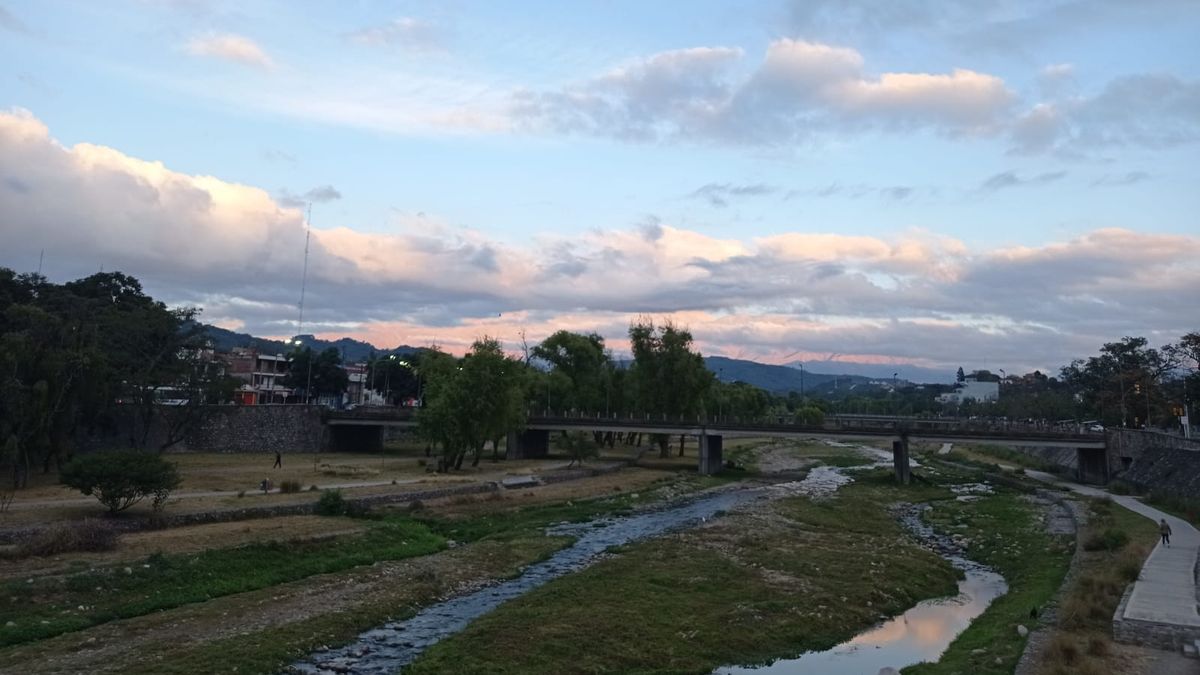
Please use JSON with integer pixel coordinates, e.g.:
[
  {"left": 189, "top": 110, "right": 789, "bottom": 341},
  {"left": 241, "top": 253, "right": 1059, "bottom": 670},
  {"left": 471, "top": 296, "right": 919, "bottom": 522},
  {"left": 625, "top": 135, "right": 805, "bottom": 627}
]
[{"left": 1, "top": 0, "right": 1197, "bottom": 377}]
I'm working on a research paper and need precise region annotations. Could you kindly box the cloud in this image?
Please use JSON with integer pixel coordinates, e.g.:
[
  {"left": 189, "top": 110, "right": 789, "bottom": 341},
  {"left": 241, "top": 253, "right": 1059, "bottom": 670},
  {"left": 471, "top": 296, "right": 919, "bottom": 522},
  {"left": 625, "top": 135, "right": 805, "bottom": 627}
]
[
  {"left": 0, "top": 4, "right": 28, "bottom": 34},
  {"left": 277, "top": 185, "right": 343, "bottom": 208},
  {"left": 1012, "top": 74, "right": 1200, "bottom": 155},
  {"left": 979, "top": 170, "right": 1067, "bottom": 192},
  {"left": 0, "top": 109, "right": 1194, "bottom": 372},
  {"left": 1091, "top": 171, "right": 1151, "bottom": 187},
  {"left": 185, "top": 33, "right": 273, "bottom": 69},
  {"left": 689, "top": 182, "right": 776, "bottom": 208},
  {"left": 262, "top": 148, "right": 298, "bottom": 164},
  {"left": 346, "top": 17, "right": 443, "bottom": 51},
  {"left": 511, "top": 39, "right": 1014, "bottom": 145}
]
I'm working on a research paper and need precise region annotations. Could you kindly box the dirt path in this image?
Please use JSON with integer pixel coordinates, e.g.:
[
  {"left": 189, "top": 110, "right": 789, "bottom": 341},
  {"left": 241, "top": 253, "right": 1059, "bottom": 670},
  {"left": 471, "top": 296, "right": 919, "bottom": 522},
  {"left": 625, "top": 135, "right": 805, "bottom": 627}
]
[{"left": 0, "top": 536, "right": 566, "bottom": 675}]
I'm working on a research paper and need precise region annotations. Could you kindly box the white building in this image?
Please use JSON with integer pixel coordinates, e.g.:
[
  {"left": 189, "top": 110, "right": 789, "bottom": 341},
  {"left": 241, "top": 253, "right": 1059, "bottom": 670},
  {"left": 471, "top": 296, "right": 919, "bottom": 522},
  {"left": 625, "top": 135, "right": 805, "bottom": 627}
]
[{"left": 937, "top": 377, "right": 1000, "bottom": 405}]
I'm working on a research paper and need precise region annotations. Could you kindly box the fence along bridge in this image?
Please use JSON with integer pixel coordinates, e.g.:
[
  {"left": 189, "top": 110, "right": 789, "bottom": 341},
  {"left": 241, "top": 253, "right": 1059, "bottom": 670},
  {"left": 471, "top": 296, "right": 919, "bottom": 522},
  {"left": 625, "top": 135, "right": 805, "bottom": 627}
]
[{"left": 324, "top": 409, "right": 1108, "bottom": 482}]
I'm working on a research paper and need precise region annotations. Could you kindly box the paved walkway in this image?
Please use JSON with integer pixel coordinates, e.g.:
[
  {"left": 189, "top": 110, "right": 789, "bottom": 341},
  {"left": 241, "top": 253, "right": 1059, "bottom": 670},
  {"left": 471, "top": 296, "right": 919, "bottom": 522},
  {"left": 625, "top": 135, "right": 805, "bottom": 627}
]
[{"left": 1026, "top": 470, "right": 1200, "bottom": 629}]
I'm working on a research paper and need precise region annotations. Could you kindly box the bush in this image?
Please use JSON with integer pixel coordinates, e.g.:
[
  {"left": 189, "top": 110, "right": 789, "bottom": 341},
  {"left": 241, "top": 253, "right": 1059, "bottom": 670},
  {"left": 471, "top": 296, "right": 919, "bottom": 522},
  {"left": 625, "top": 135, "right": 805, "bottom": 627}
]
[
  {"left": 59, "top": 450, "right": 181, "bottom": 513},
  {"left": 15, "top": 520, "right": 117, "bottom": 558},
  {"left": 1083, "top": 528, "right": 1129, "bottom": 552},
  {"left": 315, "top": 489, "right": 346, "bottom": 516},
  {"left": 279, "top": 480, "right": 302, "bottom": 494}
]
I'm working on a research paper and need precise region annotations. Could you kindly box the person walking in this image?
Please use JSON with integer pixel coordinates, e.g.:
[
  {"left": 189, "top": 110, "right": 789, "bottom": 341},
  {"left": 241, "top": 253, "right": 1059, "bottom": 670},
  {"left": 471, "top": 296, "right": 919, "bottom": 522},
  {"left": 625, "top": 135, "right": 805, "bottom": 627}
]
[
  {"left": 273, "top": 450, "right": 282, "bottom": 469},
  {"left": 1160, "top": 518, "right": 1172, "bottom": 547}
]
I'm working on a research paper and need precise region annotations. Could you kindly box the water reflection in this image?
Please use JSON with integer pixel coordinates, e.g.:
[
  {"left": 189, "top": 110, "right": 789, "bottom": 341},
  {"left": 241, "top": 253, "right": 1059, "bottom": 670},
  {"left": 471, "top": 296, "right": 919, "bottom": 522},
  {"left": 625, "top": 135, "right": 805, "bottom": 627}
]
[{"left": 714, "top": 559, "right": 1007, "bottom": 675}]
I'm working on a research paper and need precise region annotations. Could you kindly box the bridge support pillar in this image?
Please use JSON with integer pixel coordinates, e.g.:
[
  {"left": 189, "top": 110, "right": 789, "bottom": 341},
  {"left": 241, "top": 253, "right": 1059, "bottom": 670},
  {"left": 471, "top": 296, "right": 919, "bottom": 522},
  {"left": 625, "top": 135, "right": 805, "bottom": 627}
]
[
  {"left": 699, "top": 434, "right": 724, "bottom": 475},
  {"left": 892, "top": 437, "right": 911, "bottom": 485},
  {"left": 507, "top": 429, "right": 550, "bottom": 460}
]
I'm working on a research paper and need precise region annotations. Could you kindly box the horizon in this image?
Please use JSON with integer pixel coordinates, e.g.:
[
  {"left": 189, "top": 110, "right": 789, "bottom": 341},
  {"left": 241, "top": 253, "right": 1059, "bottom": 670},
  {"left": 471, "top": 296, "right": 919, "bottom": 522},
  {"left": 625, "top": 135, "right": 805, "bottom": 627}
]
[{"left": 1, "top": 1, "right": 1197, "bottom": 376}]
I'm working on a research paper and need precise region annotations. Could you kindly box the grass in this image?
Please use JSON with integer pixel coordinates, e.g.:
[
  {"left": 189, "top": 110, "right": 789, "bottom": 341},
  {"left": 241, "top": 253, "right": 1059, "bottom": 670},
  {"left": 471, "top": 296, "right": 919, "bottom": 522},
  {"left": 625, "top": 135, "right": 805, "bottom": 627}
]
[
  {"left": 905, "top": 490, "right": 1075, "bottom": 675},
  {"left": 406, "top": 479, "right": 961, "bottom": 674},
  {"left": 950, "top": 443, "right": 1067, "bottom": 474},
  {"left": 0, "top": 472, "right": 728, "bottom": 648},
  {"left": 109, "top": 536, "right": 567, "bottom": 675},
  {"left": 0, "top": 517, "right": 444, "bottom": 647},
  {"left": 1035, "top": 499, "right": 1157, "bottom": 675}
]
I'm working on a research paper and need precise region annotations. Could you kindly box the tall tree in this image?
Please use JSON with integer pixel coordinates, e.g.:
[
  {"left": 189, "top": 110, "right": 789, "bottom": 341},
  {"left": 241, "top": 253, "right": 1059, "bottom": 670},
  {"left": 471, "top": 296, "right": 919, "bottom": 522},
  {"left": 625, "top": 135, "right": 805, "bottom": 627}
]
[
  {"left": 628, "top": 319, "right": 713, "bottom": 457},
  {"left": 282, "top": 347, "right": 350, "bottom": 402},
  {"left": 418, "top": 339, "right": 526, "bottom": 470},
  {"left": 532, "top": 330, "right": 612, "bottom": 413}
]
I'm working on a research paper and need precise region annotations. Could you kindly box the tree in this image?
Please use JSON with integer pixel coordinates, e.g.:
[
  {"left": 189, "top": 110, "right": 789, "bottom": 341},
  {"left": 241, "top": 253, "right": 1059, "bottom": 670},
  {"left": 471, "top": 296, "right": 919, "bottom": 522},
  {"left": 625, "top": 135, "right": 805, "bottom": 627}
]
[
  {"left": 956, "top": 367, "right": 965, "bottom": 383},
  {"left": 557, "top": 431, "right": 599, "bottom": 468},
  {"left": 282, "top": 347, "right": 349, "bottom": 402},
  {"left": 418, "top": 339, "right": 527, "bottom": 470},
  {"left": 532, "top": 330, "right": 613, "bottom": 413},
  {"left": 59, "top": 450, "right": 181, "bottom": 513},
  {"left": 628, "top": 319, "right": 714, "bottom": 457}
]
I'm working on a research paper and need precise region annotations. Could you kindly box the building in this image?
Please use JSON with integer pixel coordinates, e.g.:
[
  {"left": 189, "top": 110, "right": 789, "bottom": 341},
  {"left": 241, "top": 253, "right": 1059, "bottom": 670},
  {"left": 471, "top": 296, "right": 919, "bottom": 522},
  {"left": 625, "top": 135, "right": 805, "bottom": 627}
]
[
  {"left": 936, "top": 377, "right": 1000, "bottom": 405},
  {"left": 226, "top": 348, "right": 293, "bottom": 404}
]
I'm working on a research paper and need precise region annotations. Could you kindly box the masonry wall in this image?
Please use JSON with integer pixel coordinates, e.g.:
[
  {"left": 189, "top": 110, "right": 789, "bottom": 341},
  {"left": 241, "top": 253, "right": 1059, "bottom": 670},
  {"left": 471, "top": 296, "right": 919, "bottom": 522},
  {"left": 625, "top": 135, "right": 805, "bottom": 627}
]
[
  {"left": 1107, "top": 428, "right": 1200, "bottom": 476},
  {"left": 174, "top": 405, "right": 325, "bottom": 454},
  {"left": 1116, "top": 445, "right": 1200, "bottom": 501},
  {"left": 78, "top": 404, "right": 327, "bottom": 454}
]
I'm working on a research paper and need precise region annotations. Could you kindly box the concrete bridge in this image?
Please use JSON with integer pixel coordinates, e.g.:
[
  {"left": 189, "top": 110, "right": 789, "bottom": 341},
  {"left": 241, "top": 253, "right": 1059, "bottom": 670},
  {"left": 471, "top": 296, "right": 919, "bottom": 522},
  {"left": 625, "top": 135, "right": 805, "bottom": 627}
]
[{"left": 323, "top": 409, "right": 1108, "bottom": 482}]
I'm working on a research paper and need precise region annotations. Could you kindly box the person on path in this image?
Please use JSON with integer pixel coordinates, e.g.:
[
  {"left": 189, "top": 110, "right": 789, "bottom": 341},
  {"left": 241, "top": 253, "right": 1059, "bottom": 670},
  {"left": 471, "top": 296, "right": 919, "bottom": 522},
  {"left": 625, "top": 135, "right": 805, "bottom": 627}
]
[
  {"left": 273, "top": 450, "right": 282, "bottom": 469},
  {"left": 1160, "top": 518, "right": 1172, "bottom": 547}
]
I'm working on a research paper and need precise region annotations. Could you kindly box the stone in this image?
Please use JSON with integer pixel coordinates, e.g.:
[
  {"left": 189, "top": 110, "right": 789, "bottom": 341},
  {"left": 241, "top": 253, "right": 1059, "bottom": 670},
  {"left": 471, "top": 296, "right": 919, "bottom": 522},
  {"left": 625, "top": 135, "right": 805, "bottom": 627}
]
[
  {"left": 971, "top": 648, "right": 986, "bottom": 655},
  {"left": 1017, "top": 624, "right": 1029, "bottom": 637},
  {"left": 4, "top": 621, "right": 13, "bottom": 628}
]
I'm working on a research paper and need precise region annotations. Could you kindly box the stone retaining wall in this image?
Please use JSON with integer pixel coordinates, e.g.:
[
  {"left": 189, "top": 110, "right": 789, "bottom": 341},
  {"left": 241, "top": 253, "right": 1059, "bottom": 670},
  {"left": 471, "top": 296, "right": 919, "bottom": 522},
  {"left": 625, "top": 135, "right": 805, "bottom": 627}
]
[
  {"left": 1116, "top": 446, "right": 1200, "bottom": 502},
  {"left": 1112, "top": 585, "right": 1200, "bottom": 650}
]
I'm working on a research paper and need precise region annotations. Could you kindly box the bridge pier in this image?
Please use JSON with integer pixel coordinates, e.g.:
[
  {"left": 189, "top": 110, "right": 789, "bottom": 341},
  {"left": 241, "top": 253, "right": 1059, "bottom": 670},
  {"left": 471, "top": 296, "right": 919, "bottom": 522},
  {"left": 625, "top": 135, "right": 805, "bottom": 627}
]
[
  {"left": 892, "top": 437, "right": 911, "bottom": 485},
  {"left": 699, "top": 434, "right": 724, "bottom": 475},
  {"left": 506, "top": 429, "right": 550, "bottom": 460}
]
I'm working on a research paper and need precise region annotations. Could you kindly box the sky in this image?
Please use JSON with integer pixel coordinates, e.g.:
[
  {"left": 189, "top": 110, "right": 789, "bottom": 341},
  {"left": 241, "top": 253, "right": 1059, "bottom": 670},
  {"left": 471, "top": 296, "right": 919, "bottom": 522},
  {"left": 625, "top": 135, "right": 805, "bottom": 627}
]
[{"left": 0, "top": 0, "right": 1197, "bottom": 379}]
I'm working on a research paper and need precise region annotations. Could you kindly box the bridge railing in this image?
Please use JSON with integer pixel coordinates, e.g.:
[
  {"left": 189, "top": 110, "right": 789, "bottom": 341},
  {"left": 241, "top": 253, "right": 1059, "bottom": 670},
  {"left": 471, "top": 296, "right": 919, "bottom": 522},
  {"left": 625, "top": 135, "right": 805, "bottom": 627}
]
[{"left": 524, "top": 409, "right": 1103, "bottom": 441}]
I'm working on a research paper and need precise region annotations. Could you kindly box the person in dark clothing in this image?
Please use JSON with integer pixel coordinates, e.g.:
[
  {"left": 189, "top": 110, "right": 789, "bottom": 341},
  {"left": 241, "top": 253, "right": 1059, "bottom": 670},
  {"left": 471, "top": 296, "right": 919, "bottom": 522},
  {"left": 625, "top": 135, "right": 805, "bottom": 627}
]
[
  {"left": 273, "top": 450, "right": 282, "bottom": 469},
  {"left": 1160, "top": 518, "right": 1172, "bottom": 547}
]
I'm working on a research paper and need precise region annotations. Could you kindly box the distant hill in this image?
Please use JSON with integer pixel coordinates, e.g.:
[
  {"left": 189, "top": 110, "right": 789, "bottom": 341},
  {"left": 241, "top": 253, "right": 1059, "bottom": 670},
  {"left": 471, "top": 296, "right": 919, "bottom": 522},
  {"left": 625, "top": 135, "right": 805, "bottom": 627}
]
[
  {"left": 196, "top": 324, "right": 417, "bottom": 362},
  {"left": 704, "top": 356, "right": 880, "bottom": 395},
  {"left": 783, "top": 360, "right": 952, "bottom": 385}
]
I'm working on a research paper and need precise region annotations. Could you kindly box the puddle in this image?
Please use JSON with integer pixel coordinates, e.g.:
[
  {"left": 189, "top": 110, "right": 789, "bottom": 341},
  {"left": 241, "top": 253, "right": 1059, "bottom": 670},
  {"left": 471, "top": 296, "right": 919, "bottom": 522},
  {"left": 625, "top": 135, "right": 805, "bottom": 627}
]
[
  {"left": 714, "top": 503, "right": 1008, "bottom": 675},
  {"left": 714, "top": 562, "right": 1006, "bottom": 675}
]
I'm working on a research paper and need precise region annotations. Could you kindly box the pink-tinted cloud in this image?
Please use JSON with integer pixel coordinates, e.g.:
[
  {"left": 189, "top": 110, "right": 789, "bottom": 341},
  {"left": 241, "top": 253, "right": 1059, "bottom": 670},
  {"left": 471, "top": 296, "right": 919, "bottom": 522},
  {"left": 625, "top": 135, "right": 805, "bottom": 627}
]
[{"left": 1, "top": 108, "right": 1195, "bottom": 374}]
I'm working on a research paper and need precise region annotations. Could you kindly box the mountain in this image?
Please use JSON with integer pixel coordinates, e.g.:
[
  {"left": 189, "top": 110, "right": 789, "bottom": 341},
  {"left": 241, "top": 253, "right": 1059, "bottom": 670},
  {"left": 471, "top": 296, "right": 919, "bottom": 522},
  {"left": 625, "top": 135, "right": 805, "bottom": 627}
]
[
  {"left": 196, "top": 324, "right": 417, "bottom": 362},
  {"left": 783, "top": 360, "right": 953, "bottom": 384},
  {"left": 705, "top": 356, "right": 880, "bottom": 395}
]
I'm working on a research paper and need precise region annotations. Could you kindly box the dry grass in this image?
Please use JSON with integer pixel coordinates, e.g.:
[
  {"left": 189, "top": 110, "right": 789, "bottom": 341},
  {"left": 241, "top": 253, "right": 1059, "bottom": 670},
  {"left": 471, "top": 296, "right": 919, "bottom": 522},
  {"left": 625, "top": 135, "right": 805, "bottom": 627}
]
[
  {"left": 1034, "top": 498, "right": 1157, "bottom": 675},
  {"left": 8, "top": 520, "right": 117, "bottom": 559},
  {"left": 0, "top": 515, "right": 367, "bottom": 580}
]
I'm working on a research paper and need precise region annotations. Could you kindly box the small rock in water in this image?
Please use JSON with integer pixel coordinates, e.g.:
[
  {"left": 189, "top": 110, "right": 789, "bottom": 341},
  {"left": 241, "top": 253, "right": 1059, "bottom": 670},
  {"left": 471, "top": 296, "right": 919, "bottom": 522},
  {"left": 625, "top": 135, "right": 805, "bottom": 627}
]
[{"left": 1017, "top": 624, "right": 1029, "bottom": 637}]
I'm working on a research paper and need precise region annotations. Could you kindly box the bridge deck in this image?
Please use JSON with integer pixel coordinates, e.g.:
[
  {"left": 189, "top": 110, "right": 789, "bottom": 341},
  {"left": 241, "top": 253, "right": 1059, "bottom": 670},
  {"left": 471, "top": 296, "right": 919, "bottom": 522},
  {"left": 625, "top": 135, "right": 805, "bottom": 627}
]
[{"left": 324, "top": 412, "right": 1106, "bottom": 449}]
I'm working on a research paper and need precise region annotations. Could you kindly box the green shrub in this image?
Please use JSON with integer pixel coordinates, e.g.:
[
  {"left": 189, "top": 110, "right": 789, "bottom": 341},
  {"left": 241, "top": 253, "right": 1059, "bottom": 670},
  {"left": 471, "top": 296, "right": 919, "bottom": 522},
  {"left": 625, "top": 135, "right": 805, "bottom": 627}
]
[
  {"left": 315, "top": 489, "right": 346, "bottom": 516},
  {"left": 59, "top": 450, "right": 181, "bottom": 513},
  {"left": 1083, "top": 528, "right": 1129, "bottom": 552},
  {"left": 279, "top": 480, "right": 302, "bottom": 494},
  {"left": 13, "top": 520, "right": 117, "bottom": 558}
]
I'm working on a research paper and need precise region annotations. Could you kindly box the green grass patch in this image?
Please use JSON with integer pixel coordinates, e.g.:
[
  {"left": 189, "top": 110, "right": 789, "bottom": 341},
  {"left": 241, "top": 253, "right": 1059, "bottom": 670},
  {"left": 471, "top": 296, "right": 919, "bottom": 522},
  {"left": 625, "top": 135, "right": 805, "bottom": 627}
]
[
  {"left": 904, "top": 492, "right": 1074, "bottom": 675},
  {"left": 108, "top": 536, "right": 568, "bottom": 675},
  {"left": 407, "top": 483, "right": 960, "bottom": 674},
  {"left": 0, "top": 518, "right": 444, "bottom": 648}
]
